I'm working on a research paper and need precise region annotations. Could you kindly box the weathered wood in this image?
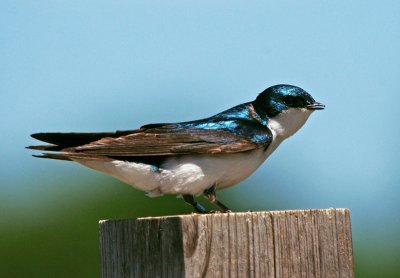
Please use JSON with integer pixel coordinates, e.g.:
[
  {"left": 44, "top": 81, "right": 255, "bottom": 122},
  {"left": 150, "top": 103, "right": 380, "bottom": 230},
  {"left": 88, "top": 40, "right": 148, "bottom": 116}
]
[{"left": 99, "top": 208, "right": 354, "bottom": 278}]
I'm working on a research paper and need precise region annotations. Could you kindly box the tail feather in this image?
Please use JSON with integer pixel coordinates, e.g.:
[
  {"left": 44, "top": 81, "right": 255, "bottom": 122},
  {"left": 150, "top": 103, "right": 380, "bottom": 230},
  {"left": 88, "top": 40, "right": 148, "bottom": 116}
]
[
  {"left": 33, "top": 153, "right": 72, "bottom": 161},
  {"left": 29, "top": 129, "right": 140, "bottom": 162},
  {"left": 26, "top": 145, "right": 63, "bottom": 151},
  {"left": 32, "top": 153, "right": 112, "bottom": 161}
]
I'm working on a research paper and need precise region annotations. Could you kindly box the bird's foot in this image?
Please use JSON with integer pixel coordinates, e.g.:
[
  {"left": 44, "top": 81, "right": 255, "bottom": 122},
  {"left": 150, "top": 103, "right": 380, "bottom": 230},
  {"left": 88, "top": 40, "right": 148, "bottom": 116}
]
[{"left": 203, "top": 184, "right": 232, "bottom": 213}]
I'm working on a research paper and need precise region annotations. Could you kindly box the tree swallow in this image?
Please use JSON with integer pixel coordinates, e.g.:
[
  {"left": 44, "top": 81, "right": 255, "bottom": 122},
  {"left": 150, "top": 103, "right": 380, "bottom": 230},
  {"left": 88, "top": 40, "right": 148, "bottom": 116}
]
[{"left": 28, "top": 84, "right": 324, "bottom": 213}]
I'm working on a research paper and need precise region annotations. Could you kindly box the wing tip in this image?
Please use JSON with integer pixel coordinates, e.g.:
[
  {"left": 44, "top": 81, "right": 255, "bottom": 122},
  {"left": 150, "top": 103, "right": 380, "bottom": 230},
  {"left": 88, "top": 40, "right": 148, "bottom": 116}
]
[{"left": 30, "top": 132, "right": 45, "bottom": 140}]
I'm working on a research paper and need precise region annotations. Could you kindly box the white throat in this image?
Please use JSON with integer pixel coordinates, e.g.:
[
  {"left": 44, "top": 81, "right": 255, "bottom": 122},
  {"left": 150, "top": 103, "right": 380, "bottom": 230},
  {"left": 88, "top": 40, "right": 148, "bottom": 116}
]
[{"left": 267, "top": 108, "right": 313, "bottom": 140}]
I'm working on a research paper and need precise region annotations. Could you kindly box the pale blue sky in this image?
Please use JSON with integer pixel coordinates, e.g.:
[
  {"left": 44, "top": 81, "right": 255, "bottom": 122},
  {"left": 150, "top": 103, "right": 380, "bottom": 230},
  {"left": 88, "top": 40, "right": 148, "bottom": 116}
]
[{"left": 1, "top": 0, "right": 399, "bottom": 273}]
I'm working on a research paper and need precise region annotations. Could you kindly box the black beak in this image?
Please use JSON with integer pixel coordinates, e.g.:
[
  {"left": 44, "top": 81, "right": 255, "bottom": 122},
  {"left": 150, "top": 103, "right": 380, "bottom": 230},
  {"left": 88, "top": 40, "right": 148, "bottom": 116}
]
[{"left": 306, "top": 102, "right": 325, "bottom": 110}]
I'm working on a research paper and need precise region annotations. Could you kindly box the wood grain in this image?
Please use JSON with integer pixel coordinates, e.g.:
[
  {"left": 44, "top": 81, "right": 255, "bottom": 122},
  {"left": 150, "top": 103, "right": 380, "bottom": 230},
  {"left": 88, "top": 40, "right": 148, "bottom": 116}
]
[{"left": 99, "top": 208, "right": 354, "bottom": 278}]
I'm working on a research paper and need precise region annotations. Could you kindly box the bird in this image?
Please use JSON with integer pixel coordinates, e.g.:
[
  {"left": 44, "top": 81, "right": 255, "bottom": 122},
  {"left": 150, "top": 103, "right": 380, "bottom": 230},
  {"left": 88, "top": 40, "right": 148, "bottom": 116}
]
[{"left": 28, "top": 84, "right": 324, "bottom": 213}]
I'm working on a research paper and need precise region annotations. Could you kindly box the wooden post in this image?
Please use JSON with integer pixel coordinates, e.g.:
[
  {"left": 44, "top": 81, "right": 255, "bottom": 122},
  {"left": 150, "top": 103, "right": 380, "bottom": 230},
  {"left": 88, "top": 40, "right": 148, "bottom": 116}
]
[{"left": 99, "top": 208, "right": 354, "bottom": 278}]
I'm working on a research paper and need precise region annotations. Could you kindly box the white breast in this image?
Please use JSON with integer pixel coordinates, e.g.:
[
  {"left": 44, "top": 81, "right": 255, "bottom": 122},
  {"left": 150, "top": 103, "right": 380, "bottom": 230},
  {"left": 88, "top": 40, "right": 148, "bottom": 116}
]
[{"left": 73, "top": 108, "right": 314, "bottom": 197}]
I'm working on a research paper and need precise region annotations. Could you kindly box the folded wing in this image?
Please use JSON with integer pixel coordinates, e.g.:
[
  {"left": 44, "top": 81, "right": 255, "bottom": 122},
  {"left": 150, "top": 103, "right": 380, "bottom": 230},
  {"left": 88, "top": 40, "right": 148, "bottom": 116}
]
[
  {"left": 28, "top": 120, "right": 272, "bottom": 160},
  {"left": 68, "top": 126, "right": 263, "bottom": 156}
]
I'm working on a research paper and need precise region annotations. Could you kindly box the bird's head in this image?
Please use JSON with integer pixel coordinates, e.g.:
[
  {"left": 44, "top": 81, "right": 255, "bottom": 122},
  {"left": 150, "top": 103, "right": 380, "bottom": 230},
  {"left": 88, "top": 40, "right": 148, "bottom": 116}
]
[{"left": 253, "top": 84, "right": 325, "bottom": 118}]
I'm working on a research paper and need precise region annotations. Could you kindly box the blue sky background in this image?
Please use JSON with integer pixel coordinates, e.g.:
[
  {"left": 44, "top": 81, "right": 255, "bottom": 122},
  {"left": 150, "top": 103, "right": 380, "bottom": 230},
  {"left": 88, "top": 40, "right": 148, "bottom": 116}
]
[{"left": 1, "top": 1, "right": 399, "bottom": 276}]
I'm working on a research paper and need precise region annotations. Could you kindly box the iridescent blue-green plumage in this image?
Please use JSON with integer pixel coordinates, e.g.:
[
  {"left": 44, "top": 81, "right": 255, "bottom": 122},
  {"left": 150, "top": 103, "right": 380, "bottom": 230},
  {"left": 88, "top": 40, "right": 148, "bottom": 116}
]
[
  {"left": 172, "top": 103, "right": 271, "bottom": 144},
  {"left": 253, "top": 84, "right": 319, "bottom": 118}
]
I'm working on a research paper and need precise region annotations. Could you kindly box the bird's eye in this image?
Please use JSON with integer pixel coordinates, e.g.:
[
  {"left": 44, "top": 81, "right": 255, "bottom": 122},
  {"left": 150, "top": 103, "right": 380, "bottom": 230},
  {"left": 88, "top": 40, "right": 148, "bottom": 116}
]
[{"left": 282, "top": 96, "right": 296, "bottom": 106}]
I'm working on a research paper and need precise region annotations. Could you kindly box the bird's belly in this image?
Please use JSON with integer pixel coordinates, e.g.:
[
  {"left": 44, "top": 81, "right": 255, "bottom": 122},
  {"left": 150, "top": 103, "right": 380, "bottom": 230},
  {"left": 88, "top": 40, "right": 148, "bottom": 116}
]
[
  {"left": 163, "top": 148, "right": 269, "bottom": 192},
  {"left": 73, "top": 148, "right": 269, "bottom": 196}
]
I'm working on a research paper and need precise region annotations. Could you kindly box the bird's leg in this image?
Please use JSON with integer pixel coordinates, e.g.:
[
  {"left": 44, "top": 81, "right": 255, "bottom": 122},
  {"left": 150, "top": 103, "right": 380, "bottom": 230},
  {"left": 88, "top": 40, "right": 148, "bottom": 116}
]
[
  {"left": 182, "top": 195, "right": 207, "bottom": 213},
  {"left": 203, "top": 184, "right": 231, "bottom": 212}
]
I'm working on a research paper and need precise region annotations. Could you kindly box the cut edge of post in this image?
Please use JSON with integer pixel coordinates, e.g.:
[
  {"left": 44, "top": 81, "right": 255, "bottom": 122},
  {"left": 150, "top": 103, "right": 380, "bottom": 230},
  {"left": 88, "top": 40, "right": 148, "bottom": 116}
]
[{"left": 98, "top": 208, "right": 350, "bottom": 223}]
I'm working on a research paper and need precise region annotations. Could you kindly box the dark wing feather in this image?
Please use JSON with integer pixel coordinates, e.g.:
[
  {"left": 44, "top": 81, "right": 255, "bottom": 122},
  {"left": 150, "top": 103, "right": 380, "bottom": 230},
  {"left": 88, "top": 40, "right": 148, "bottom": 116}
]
[{"left": 30, "top": 130, "right": 137, "bottom": 148}]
